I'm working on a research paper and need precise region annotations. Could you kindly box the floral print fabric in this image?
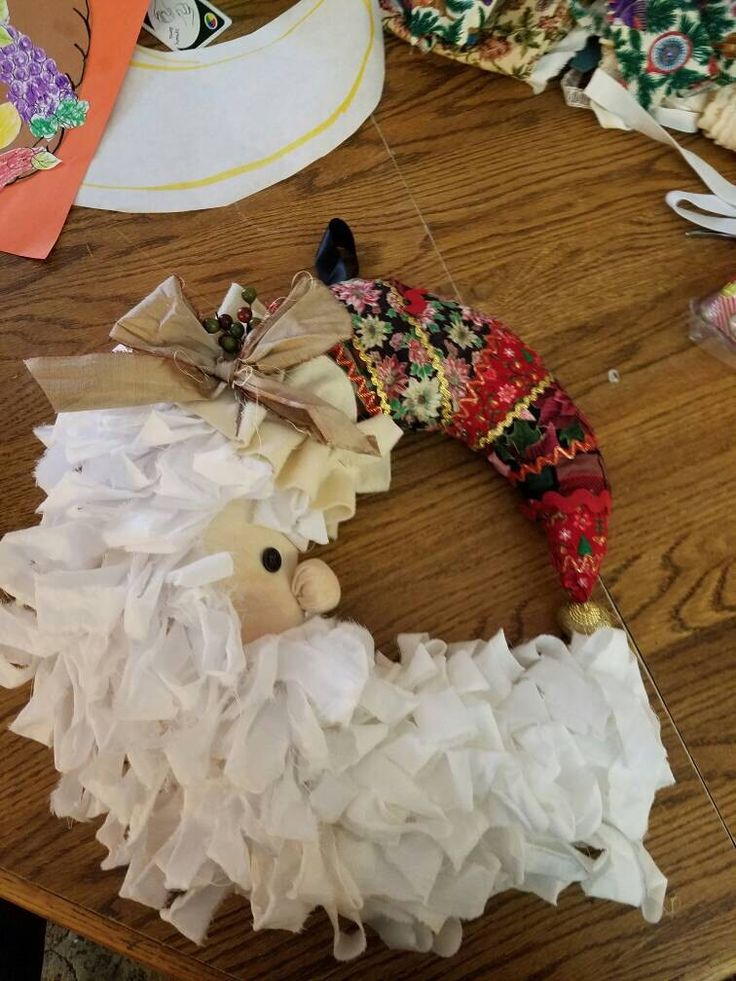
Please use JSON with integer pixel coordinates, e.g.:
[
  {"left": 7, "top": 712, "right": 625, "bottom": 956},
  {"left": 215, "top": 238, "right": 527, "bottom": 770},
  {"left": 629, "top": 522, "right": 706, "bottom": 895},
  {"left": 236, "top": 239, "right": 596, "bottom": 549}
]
[
  {"left": 381, "top": 0, "right": 736, "bottom": 107},
  {"left": 380, "top": 0, "right": 574, "bottom": 83},
  {"left": 379, "top": 0, "right": 504, "bottom": 49},
  {"left": 330, "top": 278, "right": 611, "bottom": 603},
  {"left": 574, "top": 0, "right": 736, "bottom": 109}
]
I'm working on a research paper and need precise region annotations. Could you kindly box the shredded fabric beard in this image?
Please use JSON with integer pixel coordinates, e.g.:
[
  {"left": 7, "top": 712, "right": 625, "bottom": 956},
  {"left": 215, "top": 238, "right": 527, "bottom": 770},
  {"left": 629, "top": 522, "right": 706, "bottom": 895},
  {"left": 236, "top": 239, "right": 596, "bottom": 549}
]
[{"left": 1, "top": 605, "right": 673, "bottom": 957}]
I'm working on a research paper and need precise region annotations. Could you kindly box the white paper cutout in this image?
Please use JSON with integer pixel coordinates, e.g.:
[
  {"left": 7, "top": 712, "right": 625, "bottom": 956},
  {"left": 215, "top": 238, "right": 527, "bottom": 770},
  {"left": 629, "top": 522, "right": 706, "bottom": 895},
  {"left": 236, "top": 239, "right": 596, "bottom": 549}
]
[{"left": 76, "top": 0, "right": 384, "bottom": 212}]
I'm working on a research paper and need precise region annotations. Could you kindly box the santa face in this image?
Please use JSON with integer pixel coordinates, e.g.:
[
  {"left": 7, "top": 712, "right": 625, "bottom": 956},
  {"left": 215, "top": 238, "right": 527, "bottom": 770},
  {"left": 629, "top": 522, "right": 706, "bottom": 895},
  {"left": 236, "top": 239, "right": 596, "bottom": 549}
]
[{"left": 204, "top": 502, "right": 341, "bottom": 642}]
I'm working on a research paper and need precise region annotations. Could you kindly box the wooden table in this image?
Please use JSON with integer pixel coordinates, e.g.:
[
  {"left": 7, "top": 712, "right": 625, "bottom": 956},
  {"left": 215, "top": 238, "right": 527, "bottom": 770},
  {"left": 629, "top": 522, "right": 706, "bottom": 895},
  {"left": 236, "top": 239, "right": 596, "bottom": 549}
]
[{"left": 2, "top": 4, "right": 736, "bottom": 978}]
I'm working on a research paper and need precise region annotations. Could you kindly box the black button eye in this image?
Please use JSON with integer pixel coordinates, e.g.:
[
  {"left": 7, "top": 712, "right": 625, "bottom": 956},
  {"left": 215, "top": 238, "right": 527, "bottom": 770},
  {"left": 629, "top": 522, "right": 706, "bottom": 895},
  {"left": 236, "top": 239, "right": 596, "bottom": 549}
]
[{"left": 261, "top": 547, "right": 282, "bottom": 573}]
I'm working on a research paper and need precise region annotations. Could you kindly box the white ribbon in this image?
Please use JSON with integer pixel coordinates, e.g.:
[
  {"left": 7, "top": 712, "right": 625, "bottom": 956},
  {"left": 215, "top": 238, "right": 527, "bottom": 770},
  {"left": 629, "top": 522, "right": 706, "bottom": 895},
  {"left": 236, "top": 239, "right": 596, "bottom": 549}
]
[{"left": 585, "top": 69, "right": 736, "bottom": 236}]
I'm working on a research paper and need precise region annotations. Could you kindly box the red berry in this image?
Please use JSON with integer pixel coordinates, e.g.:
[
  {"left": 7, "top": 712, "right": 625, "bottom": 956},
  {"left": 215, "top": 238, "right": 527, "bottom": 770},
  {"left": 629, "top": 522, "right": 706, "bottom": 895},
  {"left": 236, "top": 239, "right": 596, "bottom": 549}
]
[{"left": 237, "top": 306, "right": 253, "bottom": 324}]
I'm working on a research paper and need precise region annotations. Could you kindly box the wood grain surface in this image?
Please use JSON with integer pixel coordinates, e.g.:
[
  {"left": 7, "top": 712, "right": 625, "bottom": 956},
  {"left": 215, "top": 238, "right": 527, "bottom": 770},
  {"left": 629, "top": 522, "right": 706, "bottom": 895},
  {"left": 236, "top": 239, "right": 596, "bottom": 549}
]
[{"left": 1, "top": 4, "right": 736, "bottom": 979}]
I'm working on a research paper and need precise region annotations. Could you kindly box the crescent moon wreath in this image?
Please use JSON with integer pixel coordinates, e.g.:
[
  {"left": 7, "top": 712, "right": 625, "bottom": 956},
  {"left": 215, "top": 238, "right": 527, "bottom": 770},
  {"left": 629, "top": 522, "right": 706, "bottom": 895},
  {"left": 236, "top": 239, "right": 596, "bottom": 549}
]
[{"left": 0, "top": 223, "right": 673, "bottom": 961}]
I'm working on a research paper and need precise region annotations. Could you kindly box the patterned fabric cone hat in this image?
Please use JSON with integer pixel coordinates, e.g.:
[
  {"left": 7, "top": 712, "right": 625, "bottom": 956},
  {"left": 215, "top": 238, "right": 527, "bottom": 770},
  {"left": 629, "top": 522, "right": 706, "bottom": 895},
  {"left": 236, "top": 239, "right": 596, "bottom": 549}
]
[{"left": 318, "top": 219, "right": 612, "bottom": 631}]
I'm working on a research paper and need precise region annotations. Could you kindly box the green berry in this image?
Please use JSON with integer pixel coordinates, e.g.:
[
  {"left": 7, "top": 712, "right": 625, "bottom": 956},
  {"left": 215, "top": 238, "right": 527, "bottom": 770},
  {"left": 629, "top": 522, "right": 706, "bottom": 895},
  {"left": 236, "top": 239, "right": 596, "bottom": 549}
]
[
  {"left": 229, "top": 322, "right": 245, "bottom": 340},
  {"left": 202, "top": 317, "right": 220, "bottom": 334},
  {"left": 241, "top": 286, "right": 257, "bottom": 304},
  {"left": 219, "top": 334, "right": 239, "bottom": 354}
]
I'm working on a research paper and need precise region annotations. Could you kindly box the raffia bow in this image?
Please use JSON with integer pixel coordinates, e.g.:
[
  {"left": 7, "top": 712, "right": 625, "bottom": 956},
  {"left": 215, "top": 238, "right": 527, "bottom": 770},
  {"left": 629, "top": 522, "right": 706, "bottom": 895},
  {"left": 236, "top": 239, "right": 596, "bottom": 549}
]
[{"left": 25, "top": 274, "right": 380, "bottom": 457}]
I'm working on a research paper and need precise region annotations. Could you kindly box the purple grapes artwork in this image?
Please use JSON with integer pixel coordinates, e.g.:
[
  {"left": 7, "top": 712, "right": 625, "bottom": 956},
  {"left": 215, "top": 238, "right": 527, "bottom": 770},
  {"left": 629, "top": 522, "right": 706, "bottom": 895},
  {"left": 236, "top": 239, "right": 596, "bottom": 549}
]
[
  {"left": 0, "top": 23, "right": 88, "bottom": 137},
  {"left": 0, "top": 9, "right": 90, "bottom": 189}
]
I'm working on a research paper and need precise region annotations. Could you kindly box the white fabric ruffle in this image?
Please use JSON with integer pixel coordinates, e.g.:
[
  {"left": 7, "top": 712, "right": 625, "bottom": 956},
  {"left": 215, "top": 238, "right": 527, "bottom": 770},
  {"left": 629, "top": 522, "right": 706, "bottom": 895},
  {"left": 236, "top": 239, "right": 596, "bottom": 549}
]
[{"left": 1, "top": 591, "right": 674, "bottom": 957}]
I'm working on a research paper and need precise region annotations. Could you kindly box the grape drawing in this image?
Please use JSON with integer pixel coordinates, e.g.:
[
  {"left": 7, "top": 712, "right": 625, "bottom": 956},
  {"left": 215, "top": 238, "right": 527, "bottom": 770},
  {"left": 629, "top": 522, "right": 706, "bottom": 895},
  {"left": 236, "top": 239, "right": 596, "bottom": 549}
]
[{"left": 0, "top": 1, "right": 90, "bottom": 189}]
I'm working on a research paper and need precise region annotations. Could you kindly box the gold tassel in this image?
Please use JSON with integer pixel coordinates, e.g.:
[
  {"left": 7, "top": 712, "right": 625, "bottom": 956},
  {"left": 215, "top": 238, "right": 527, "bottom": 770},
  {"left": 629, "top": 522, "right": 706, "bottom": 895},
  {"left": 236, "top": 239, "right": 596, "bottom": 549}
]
[{"left": 558, "top": 601, "right": 615, "bottom": 636}]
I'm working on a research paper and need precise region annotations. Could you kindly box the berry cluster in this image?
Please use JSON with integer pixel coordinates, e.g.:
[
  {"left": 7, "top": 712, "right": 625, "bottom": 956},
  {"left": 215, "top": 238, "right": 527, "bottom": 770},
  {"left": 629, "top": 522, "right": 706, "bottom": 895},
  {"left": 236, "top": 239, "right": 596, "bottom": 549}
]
[{"left": 202, "top": 286, "right": 260, "bottom": 357}]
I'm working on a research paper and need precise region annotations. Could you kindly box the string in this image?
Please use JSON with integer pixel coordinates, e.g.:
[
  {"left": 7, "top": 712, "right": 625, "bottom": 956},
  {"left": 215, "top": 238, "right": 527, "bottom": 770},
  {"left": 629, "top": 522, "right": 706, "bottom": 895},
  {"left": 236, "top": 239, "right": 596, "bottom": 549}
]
[{"left": 171, "top": 348, "right": 213, "bottom": 388}]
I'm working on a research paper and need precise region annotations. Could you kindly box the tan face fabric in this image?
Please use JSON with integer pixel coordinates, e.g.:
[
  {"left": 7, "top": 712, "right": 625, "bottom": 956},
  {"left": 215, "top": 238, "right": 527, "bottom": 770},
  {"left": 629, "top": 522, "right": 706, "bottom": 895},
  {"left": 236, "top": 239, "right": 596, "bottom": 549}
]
[{"left": 204, "top": 506, "right": 341, "bottom": 642}]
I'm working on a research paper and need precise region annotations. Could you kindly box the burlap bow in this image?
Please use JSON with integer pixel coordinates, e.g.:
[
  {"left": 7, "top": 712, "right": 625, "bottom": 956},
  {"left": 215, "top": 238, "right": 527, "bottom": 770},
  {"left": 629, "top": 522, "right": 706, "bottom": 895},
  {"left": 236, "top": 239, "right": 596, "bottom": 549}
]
[{"left": 26, "top": 274, "right": 380, "bottom": 456}]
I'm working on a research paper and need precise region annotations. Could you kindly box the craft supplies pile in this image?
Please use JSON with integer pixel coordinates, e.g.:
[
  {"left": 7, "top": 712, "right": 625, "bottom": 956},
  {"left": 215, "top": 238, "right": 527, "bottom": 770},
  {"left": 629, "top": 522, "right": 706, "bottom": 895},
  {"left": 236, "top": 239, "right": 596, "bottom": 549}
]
[
  {"left": 381, "top": 0, "right": 736, "bottom": 147},
  {"left": 0, "top": 0, "right": 384, "bottom": 240},
  {"left": 0, "top": 267, "right": 673, "bottom": 959},
  {"left": 3, "top": 0, "right": 736, "bottom": 250}
]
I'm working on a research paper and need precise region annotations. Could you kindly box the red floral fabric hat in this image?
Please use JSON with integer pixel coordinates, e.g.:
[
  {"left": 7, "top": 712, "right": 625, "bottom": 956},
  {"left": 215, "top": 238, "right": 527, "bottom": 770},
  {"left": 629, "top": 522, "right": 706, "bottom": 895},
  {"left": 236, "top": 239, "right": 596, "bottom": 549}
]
[{"left": 326, "top": 274, "right": 610, "bottom": 615}]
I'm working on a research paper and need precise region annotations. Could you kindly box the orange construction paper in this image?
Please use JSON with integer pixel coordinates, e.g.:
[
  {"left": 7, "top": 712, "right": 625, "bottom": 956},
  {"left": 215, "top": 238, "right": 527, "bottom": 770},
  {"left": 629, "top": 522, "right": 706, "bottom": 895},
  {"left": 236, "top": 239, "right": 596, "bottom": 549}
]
[{"left": 0, "top": 0, "right": 150, "bottom": 259}]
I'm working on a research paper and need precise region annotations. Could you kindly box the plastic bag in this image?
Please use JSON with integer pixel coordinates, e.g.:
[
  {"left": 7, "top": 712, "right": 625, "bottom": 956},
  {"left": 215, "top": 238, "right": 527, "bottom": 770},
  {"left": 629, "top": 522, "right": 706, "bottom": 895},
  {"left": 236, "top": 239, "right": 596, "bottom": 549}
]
[{"left": 690, "top": 276, "right": 736, "bottom": 368}]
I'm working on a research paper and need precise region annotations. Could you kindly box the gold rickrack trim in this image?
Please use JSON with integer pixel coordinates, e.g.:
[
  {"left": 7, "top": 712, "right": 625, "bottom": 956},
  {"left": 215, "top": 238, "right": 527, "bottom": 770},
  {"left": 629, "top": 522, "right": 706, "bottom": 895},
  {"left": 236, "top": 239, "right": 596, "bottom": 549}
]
[
  {"left": 509, "top": 433, "right": 598, "bottom": 484},
  {"left": 474, "top": 374, "right": 554, "bottom": 451},
  {"left": 561, "top": 553, "right": 600, "bottom": 573},
  {"left": 351, "top": 334, "right": 392, "bottom": 416},
  {"left": 332, "top": 343, "right": 382, "bottom": 416},
  {"left": 412, "top": 323, "right": 453, "bottom": 426}
]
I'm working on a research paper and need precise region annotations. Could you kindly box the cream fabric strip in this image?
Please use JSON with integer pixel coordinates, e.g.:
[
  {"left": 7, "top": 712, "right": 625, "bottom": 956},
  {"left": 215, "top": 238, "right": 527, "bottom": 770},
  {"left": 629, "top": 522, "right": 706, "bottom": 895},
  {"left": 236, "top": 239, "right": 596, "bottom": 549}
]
[
  {"left": 195, "top": 281, "right": 402, "bottom": 538},
  {"left": 75, "top": 0, "right": 384, "bottom": 213},
  {"left": 585, "top": 69, "right": 736, "bottom": 235}
]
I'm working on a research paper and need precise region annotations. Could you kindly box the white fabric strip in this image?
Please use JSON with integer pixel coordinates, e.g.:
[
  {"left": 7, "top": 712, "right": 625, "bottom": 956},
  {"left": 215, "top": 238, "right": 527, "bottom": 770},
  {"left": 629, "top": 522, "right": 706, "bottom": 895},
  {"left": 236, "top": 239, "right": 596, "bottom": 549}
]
[
  {"left": 651, "top": 106, "right": 699, "bottom": 134},
  {"left": 585, "top": 68, "right": 736, "bottom": 235},
  {"left": 528, "top": 26, "right": 590, "bottom": 95}
]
